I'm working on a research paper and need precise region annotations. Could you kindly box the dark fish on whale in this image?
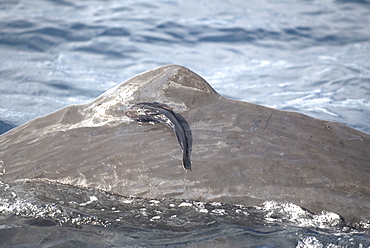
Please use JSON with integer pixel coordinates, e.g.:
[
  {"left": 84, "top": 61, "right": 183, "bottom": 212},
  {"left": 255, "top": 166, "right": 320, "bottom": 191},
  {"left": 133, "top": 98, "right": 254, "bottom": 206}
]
[
  {"left": 1, "top": 65, "right": 369, "bottom": 223},
  {"left": 125, "top": 102, "right": 191, "bottom": 170}
]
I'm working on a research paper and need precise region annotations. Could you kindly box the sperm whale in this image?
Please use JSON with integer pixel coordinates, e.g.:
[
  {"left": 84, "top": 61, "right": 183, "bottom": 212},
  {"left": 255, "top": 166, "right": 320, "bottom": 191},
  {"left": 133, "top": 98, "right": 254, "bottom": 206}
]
[
  {"left": 1, "top": 65, "right": 369, "bottom": 223},
  {"left": 125, "top": 102, "right": 191, "bottom": 170}
]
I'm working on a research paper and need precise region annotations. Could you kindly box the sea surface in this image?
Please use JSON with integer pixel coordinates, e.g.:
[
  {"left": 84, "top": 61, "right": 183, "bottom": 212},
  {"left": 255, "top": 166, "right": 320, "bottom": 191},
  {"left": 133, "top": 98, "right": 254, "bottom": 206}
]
[{"left": 0, "top": 0, "right": 370, "bottom": 247}]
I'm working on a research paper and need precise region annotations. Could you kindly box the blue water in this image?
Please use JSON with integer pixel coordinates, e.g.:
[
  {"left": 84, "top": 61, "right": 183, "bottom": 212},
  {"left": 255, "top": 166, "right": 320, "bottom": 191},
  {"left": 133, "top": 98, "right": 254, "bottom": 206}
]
[
  {"left": 0, "top": 0, "right": 369, "bottom": 135},
  {"left": 0, "top": 0, "right": 370, "bottom": 247},
  {"left": 1, "top": 180, "right": 369, "bottom": 247}
]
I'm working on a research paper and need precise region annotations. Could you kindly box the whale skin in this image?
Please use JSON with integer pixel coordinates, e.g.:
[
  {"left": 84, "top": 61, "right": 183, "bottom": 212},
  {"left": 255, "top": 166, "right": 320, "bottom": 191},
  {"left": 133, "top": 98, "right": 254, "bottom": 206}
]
[{"left": 0, "top": 65, "right": 369, "bottom": 223}]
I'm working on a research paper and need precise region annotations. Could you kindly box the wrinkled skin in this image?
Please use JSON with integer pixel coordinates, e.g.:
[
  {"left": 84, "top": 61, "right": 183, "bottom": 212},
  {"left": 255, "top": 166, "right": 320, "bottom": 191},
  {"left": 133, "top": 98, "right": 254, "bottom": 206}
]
[{"left": 0, "top": 65, "right": 369, "bottom": 223}]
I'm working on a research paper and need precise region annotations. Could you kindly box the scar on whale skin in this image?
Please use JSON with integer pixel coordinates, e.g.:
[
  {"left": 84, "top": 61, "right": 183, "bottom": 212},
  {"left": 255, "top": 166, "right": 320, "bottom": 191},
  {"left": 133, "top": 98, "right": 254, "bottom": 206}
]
[{"left": 125, "top": 102, "right": 192, "bottom": 171}]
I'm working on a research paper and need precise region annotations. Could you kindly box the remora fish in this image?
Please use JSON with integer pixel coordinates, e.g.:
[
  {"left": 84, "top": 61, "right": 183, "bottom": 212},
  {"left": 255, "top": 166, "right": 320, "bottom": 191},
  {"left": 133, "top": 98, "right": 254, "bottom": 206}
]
[{"left": 125, "top": 102, "right": 191, "bottom": 170}]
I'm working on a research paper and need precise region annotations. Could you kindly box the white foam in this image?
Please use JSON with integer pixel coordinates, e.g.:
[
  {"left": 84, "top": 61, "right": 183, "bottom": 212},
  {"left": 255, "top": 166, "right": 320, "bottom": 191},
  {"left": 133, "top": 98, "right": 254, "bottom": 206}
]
[
  {"left": 178, "top": 202, "right": 192, "bottom": 207},
  {"left": 257, "top": 201, "right": 344, "bottom": 229},
  {"left": 79, "top": 195, "right": 98, "bottom": 206}
]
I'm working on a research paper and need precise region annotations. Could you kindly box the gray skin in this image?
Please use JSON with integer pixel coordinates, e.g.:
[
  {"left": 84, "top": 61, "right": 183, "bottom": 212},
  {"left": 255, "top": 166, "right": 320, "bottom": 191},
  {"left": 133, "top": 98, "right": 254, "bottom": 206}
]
[
  {"left": 0, "top": 65, "right": 369, "bottom": 223},
  {"left": 125, "top": 102, "right": 191, "bottom": 170}
]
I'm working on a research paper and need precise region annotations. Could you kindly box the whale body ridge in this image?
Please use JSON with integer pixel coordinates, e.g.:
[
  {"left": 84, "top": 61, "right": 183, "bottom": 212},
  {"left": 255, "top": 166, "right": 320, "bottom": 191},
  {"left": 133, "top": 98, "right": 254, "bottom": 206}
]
[{"left": 0, "top": 64, "right": 369, "bottom": 223}]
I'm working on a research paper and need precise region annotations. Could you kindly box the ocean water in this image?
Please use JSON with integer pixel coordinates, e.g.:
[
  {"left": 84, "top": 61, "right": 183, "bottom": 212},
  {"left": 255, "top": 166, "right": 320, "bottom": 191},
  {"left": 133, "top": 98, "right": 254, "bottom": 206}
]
[
  {"left": 0, "top": 0, "right": 369, "bottom": 135},
  {"left": 0, "top": 0, "right": 370, "bottom": 247},
  {"left": 1, "top": 180, "right": 369, "bottom": 247}
]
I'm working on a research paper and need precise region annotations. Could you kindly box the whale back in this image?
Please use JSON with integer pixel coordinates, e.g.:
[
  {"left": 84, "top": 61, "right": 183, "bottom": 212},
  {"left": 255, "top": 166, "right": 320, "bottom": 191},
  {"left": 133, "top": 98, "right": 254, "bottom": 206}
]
[{"left": 0, "top": 65, "right": 369, "bottom": 223}]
